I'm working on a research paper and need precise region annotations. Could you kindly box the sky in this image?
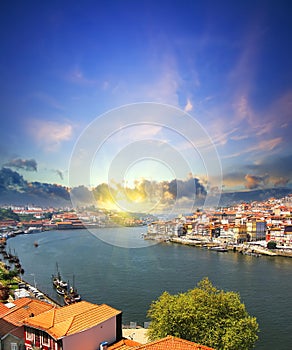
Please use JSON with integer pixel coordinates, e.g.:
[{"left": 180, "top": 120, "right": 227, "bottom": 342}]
[{"left": 0, "top": 0, "right": 292, "bottom": 206}]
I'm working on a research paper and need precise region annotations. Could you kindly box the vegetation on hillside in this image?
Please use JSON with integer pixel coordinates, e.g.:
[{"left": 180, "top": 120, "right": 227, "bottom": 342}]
[{"left": 0, "top": 208, "right": 20, "bottom": 221}]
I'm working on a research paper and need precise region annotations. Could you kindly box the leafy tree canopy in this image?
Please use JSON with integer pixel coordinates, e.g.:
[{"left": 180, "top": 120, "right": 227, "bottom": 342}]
[
  {"left": 147, "top": 278, "right": 259, "bottom": 350},
  {"left": 267, "top": 241, "right": 277, "bottom": 249}
]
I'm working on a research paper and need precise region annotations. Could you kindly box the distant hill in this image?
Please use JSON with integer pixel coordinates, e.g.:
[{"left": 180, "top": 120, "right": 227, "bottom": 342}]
[{"left": 219, "top": 188, "right": 291, "bottom": 206}]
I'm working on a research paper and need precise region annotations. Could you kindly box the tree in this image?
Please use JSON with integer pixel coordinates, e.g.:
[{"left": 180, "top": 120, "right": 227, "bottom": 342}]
[
  {"left": 147, "top": 278, "right": 259, "bottom": 350},
  {"left": 267, "top": 241, "right": 277, "bottom": 249},
  {"left": 0, "top": 285, "right": 10, "bottom": 301}
]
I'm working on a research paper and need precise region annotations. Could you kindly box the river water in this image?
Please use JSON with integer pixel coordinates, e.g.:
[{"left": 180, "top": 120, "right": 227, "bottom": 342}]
[{"left": 6, "top": 227, "right": 292, "bottom": 349}]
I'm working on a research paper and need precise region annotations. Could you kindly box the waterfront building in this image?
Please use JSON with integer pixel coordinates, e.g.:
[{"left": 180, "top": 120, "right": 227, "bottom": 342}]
[
  {"left": 147, "top": 221, "right": 184, "bottom": 239},
  {"left": 233, "top": 224, "right": 248, "bottom": 243},
  {"left": 23, "top": 301, "right": 122, "bottom": 350},
  {"left": 0, "top": 298, "right": 54, "bottom": 350},
  {"left": 284, "top": 225, "right": 292, "bottom": 244},
  {"left": 246, "top": 219, "right": 267, "bottom": 241}
]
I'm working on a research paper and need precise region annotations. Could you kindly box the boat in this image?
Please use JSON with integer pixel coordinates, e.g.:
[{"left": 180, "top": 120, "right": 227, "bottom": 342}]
[
  {"left": 241, "top": 251, "right": 261, "bottom": 257},
  {"left": 64, "top": 289, "right": 81, "bottom": 305},
  {"left": 56, "top": 285, "right": 66, "bottom": 295},
  {"left": 24, "top": 226, "right": 43, "bottom": 234},
  {"left": 34, "top": 241, "right": 39, "bottom": 247},
  {"left": 52, "top": 263, "right": 68, "bottom": 289},
  {"left": 210, "top": 246, "right": 228, "bottom": 252},
  {"left": 64, "top": 275, "right": 81, "bottom": 305}
]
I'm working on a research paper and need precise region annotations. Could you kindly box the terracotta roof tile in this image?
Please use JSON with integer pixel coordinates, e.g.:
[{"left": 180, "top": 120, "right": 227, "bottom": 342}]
[
  {"left": 0, "top": 303, "right": 9, "bottom": 317},
  {"left": 108, "top": 339, "right": 141, "bottom": 350},
  {"left": 133, "top": 336, "right": 215, "bottom": 350},
  {"left": 1, "top": 298, "right": 54, "bottom": 326},
  {"left": 23, "top": 301, "right": 121, "bottom": 340}
]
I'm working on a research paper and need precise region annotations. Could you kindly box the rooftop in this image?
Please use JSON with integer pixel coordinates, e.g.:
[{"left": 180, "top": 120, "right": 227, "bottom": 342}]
[
  {"left": 133, "top": 336, "right": 215, "bottom": 350},
  {"left": 23, "top": 301, "right": 121, "bottom": 340}
]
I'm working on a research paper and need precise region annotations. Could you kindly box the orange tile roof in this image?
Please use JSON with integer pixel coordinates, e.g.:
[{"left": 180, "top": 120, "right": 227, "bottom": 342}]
[
  {"left": 2, "top": 298, "right": 54, "bottom": 326},
  {"left": 133, "top": 336, "right": 215, "bottom": 350},
  {"left": 108, "top": 338, "right": 141, "bottom": 350},
  {"left": 0, "top": 303, "right": 9, "bottom": 317},
  {"left": 23, "top": 301, "right": 121, "bottom": 340}
]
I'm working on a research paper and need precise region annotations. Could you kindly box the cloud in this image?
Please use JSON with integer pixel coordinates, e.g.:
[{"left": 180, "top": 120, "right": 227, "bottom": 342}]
[
  {"left": 28, "top": 120, "right": 73, "bottom": 151},
  {"left": 4, "top": 158, "right": 37, "bottom": 171},
  {"left": 31, "top": 92, "right": 64, "bottom": 111},
  {"left": 0, "top": 168, "right": 70, "bottom": 204},
  {"left": 88, "top": 175, "right": 207, "bottom": 213},
  {"left": 244, "top": 174, "right": 269, "bottom": 189},
  {"left": 222, "top": 137, "right": 282, "bottom": 159},
  {"left": 66, "top": 66, "right": 97, "bottom": 86},
  {"left": 246, "top": 155, "right": 292, "bottom": 186},
  {"left": 0, "top": 167, "right": 27, "bottom": 190},
  {"left": 223, "top": 154, "right": 292, "bottom": 190},
  {"left": 55, "top": 169, "right": 64, "bottom": 180},
  {"left": 184, "top": 98, "right": 193, "bottom": 112}
]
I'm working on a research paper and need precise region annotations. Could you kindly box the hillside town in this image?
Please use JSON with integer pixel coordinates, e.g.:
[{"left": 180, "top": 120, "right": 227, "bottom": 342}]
[
  {"left": 0, "top": 206, "right": 153, "bottom": 238},
  {"left": 145, "top": 194, "right": 292, "bottom": 256}
]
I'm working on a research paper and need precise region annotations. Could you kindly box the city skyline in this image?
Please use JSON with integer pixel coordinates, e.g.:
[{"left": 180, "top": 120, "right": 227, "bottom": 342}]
[{"left": 1, "top": 1, "right": 291, "bottom": 203}]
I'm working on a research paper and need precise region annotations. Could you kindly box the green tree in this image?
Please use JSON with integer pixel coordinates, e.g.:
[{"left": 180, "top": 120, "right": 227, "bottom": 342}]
[
  {"left": 147, "top": 278, "right": 259, "bottom": 350},
  {"left": 267, "top": 241, "right": 277, "bottom": 249}
]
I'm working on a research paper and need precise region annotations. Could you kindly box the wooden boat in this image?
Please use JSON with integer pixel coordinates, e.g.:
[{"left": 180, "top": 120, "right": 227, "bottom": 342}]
[
  {"left": 52, "top": 263, "right": 68, "bottom": 289},
  {"left": 56, "top": 285, "right": 66, "bottom": 295},
  {"left": 64, "top": 275, "right": 81, "bottom": 304}
]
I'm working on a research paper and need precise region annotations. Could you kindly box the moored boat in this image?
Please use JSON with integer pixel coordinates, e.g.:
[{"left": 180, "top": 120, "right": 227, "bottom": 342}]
[
  {"left": 210, "top": 246, "right": 228, "bottom": 252},
  {"left": 56, "top": 285, "right": 66, "bottom": 295},
  {"left": 52, "top": 263, "right": 68, "bottom": 289},
  {"left": 64, "top": 275, "right": 81, "bottom": 304}
]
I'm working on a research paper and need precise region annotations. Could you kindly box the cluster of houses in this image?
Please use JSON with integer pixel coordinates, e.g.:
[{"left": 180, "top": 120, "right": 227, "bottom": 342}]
[
  {"left": 0, "top": 207, "right": 148, "bottom": 234},
  {"left": 0, "top": 296, "right": 214, "bottom": 350},
  {"left": 146, "top": 195, "right": 292, "bottom": 246}
]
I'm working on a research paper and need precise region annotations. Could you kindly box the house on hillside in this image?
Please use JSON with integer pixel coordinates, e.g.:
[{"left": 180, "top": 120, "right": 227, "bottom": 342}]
[
  {"left": 0, "top": 298, "right": 54, "bottom": 350},
  {"left": 23, "top": 301, "right": 122, "bottom": 350}
]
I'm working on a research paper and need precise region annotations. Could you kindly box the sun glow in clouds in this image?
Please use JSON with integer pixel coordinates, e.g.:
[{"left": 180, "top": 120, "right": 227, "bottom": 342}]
[{"left": 69, "top": 103, "right": 222, "bottom": 219}]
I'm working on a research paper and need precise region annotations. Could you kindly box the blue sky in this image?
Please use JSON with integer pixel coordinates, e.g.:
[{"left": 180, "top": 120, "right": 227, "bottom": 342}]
[{"left": 0, "top": 0, "right": 291, "bottom": 194}]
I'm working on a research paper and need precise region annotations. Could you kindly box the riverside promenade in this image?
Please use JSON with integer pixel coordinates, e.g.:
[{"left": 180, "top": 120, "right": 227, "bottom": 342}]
[{"left": 169, "top": 237, "right": 292, "bottom": 257}]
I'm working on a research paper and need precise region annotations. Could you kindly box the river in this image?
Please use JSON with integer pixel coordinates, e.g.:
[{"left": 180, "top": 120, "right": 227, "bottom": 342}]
[{"left": 6, "top": 227, "right": 292, "bottom": 349}]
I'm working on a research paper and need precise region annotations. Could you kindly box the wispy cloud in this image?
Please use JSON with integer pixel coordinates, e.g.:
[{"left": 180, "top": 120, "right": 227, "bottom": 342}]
[
  {"left": 66, "top": 66, "right": 97, "bottom": 86},
  {"left": 222, "top": 137, "right": 282, "bottom": 159},
  {"left": 30, "top": 92, "right": 65, "bottom": 111},
  {"left": 28, "top": 119, "right": 74, "bottom": 152}
]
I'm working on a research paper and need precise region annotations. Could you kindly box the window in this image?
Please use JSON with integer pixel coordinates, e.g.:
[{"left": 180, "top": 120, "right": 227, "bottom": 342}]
[
  {"left": 42, "top": 332, "right": 50, "bottom": 346},
  {"left": 26, "top": 328, "right": 33, "bottom": 341},
  {"left": 11, "top": 343, "right": 18, "bottom": 350}
]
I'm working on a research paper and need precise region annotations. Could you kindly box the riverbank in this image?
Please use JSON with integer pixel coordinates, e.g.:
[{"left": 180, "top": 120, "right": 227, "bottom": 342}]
[
  {"left": 168, "top": 237, "right": 292, "bottom": 257},
  {"left": 0, "top": 261, "right": 61, "bottom": 306}
]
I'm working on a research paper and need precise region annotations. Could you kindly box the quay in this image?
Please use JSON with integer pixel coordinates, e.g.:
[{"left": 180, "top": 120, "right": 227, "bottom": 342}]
[
  {"left": 0, "top": 261, "right": 61, "bottom": 307},
  {"left": 167, "top": 237, "right": 292, "bottom": 257}
]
